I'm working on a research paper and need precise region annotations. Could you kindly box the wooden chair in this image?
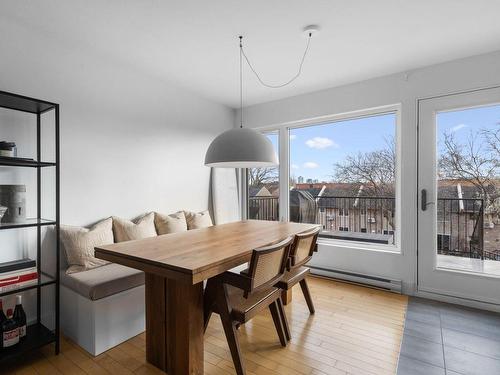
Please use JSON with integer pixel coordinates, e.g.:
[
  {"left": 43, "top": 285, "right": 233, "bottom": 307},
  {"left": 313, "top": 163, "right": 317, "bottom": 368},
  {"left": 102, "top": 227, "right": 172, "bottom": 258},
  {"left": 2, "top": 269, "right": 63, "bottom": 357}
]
[
  {"left": 277, "top": 227, "right": 320, "bottom": 319},
  {"left": 203, "top": 236, "right": 294, "bottom": 375}
]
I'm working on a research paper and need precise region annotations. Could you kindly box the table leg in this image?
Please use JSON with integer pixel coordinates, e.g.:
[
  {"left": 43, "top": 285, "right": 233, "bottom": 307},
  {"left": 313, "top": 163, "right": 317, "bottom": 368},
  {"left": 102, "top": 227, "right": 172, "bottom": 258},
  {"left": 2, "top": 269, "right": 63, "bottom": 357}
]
[
  {"left": 145, "top": 273, "right": 204, "bottom": 374},
  {"left": 281, "top": 288, "right": 293, "bottom": 305}
]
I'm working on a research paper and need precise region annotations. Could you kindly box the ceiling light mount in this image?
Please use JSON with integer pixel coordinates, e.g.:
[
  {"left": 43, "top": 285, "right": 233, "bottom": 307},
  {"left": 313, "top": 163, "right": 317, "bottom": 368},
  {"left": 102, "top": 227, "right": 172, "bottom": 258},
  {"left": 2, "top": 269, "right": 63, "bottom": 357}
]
[{"left": 303, "top": 25, "right": 320, "bottom": 38}]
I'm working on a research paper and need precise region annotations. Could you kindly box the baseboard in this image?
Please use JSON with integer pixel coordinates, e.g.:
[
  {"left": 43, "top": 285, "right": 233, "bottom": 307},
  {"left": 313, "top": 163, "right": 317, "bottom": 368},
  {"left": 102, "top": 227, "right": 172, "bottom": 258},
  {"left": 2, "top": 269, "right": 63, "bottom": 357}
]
[
  {"left": 309, "top": 265, "right": 402, "bottom": 293},
  {"left": 416, "top": 287, "right": 500, "bottom": 313}
]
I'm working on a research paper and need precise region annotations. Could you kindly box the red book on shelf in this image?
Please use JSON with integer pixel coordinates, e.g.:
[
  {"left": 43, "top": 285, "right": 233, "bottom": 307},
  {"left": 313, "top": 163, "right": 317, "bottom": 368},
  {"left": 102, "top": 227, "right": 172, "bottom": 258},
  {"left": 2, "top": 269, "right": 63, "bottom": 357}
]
[{"left": 0, "top": 268, "right": 38, "bottom": 293}]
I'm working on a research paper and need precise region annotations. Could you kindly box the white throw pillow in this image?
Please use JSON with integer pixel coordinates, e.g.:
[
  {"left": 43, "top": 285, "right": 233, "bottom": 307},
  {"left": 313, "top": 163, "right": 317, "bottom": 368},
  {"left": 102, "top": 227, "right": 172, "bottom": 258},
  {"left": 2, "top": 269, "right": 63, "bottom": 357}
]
[
  {"left": 154, "top": 211, "right": 188, "bottom": 235},
  {"left": 113, "top": 212, "right": 157, "bottom": 242},
  {"left": 184, "top": 210, "right": 213, "bottom": 230},
  {"left": 61, "top": 218, "right": 114, "bottom": 274}
]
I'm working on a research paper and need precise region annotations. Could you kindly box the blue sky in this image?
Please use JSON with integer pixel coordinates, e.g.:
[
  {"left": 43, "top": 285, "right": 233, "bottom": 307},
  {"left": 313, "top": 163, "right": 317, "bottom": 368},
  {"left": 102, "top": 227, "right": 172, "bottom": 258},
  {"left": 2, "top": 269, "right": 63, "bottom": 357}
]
[
  {"left": 263, "top": 104, "right": 499, "bottom": 182},
  {"left": 437, "top": 104, "right": 500, "bottom": 157},
  {"left": 286, "top": 113, "right": 396, "bottom": 181}
]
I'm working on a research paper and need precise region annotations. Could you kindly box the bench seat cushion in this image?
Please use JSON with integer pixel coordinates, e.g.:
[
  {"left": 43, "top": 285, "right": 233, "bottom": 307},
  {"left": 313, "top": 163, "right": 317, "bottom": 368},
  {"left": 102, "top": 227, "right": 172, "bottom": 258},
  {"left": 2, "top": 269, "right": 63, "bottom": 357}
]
[{"left": 61, "top": 263, "right": 144, "bottom": 301}]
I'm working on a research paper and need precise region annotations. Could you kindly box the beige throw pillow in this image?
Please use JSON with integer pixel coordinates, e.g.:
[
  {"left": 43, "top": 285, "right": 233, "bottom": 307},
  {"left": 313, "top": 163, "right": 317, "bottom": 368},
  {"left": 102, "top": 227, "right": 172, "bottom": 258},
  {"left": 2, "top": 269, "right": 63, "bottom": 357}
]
[
  {"left": 154, "top": 211, "right": 188, "bottom": 235},
  {"left": 113, "top": 212, "right": 157, "bottom": 242},
  {"left": 184, "top": 210, "right": 213, "bottom": 229},
  {"left": 61, "top": 218, "right": 114, "bottom": 274}
]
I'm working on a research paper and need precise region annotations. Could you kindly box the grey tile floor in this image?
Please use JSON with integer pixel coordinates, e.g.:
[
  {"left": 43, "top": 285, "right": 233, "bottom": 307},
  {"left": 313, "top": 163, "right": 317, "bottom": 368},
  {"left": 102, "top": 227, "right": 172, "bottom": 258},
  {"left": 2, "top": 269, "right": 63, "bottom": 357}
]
[{"left": 397, "top": 297, "right": 500, "bottom": 375}]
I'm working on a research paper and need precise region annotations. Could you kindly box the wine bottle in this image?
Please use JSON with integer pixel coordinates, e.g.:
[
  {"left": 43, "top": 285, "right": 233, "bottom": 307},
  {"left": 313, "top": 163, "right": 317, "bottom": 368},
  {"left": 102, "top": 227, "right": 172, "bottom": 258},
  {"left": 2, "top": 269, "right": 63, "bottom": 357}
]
[
  {"left": 13, "top": 295, "right": 26, "bottom": 340},
  {"left": 2, "top": 308, "right": 19, "bottom": 348},
  {"left": 0, "top": 299, "right": 6, "bottom": 326},
  {"left": 0, "top": 299, "right": 7, "bottom": 350}
]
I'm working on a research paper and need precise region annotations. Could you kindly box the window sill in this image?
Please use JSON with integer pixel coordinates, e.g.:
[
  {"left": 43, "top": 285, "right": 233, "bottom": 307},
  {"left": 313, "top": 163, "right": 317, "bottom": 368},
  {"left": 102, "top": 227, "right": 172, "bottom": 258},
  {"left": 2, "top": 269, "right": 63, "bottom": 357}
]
[{"left": 317, "top": 237, "right": 402, "bottom": 255}]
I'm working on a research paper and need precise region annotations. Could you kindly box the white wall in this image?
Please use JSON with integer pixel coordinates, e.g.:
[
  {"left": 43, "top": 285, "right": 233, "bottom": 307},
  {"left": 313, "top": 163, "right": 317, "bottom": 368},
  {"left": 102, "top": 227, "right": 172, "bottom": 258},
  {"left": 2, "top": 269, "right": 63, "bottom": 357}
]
[
  {"left": 0, "top": 13, "right": 233, "bottom": 224},
  {"left": 238, "top": 50, "right": 500, "bottom": 294},
  {"left": 0, "top": 17, "right": 233, "bottom": 316}
]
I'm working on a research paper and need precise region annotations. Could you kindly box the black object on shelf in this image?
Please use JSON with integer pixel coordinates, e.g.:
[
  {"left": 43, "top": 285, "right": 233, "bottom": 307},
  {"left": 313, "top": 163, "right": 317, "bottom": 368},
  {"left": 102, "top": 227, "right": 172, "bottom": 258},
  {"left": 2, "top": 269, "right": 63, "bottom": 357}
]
[
  {"left": 14, "top": 295, "right": 27, "bottom": 341},
  {"left": 0, "top": 142, "right": 17, "bottom": 158},
  {"left": 0, "top": 90, "right": 59, "bottom": 361},
  {"left": 0, "top": 259, "right": 36, "bottom": 274}
]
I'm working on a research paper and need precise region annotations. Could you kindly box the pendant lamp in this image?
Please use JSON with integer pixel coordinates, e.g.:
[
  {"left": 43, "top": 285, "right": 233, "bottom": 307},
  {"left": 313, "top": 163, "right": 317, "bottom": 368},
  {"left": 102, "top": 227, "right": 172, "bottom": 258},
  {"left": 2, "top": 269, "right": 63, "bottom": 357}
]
[{"left": 205, "top": 28, "right": 317, "bottom": 168}]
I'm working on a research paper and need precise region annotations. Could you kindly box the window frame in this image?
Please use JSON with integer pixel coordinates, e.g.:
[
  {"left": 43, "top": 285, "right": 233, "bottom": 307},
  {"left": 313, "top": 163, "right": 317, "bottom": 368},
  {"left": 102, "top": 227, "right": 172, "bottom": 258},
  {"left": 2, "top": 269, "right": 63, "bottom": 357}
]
[{"left": 243, "top": 103, "right": 402, "bottom": 253}]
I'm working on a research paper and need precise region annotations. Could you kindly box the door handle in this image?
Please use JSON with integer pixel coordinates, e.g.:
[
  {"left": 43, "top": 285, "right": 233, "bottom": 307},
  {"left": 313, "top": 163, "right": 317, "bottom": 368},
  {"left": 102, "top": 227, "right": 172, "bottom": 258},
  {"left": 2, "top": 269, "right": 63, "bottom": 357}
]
[{"left": 421, "top": 189, "right": 434, "bottom": 211}]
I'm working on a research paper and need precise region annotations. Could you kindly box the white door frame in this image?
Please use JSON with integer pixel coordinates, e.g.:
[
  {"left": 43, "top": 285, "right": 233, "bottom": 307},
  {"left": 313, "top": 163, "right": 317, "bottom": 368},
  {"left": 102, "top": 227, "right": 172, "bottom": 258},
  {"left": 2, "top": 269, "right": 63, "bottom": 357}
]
[{"left": 417, "top": 86, "right": 500, "bottom": 309}]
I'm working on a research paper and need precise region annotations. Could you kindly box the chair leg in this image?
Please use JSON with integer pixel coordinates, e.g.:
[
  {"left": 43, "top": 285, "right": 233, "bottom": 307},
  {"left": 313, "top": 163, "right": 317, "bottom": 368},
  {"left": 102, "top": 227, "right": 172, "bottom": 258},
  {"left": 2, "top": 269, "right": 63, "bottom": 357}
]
[
  {"left": 216, "top": 283, "right": 246, "bottom": 375},
  {"left": 203, "top": 279, "right": 216, "bottom": 333},
  {"left": 299, "top": 278, "right": 315, "bottom": 314},
  {"left": 269, "top": 300, "right": 287, "bottom": 347},
  {"left": 277, "top": 297, "right": 291, "bottom": 342}
]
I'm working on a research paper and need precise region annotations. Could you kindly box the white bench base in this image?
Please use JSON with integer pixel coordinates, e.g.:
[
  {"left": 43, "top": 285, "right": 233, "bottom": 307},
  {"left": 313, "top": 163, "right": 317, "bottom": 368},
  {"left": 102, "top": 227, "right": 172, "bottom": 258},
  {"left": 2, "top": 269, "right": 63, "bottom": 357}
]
[{"left": 61, "top": 284, "right": 145, "bottom": 356}]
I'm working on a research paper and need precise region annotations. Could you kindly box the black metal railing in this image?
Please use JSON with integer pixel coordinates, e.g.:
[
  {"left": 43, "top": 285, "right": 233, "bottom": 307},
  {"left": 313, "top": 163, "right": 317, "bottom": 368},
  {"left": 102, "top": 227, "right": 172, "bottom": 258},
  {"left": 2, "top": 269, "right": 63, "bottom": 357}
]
[
  {"left": 248, "top": 195, "right": 495, "bottom": 260},
  {"left": 436, "top": 198, "right": 486, "bottom": 259},
  {"left": 314, "top": 196, "right": 396, "bottom": 244},
  {"left": 248, "top": 196, "right": 279, "bottom": 221}
]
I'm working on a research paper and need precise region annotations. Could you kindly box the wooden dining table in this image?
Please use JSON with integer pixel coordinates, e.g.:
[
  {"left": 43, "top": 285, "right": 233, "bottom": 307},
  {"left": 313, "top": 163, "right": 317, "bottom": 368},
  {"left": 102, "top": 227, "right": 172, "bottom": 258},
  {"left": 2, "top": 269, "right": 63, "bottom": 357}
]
[{"left": 94, "top": 219, "right": 317, "bottom": 375}]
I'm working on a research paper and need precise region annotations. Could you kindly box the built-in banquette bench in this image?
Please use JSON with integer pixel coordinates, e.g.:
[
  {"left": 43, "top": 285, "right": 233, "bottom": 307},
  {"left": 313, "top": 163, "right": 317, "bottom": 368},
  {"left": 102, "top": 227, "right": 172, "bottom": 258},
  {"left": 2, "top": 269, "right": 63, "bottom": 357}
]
[{"left": 60, "top": 210, "right": 213, "bottom": 355}]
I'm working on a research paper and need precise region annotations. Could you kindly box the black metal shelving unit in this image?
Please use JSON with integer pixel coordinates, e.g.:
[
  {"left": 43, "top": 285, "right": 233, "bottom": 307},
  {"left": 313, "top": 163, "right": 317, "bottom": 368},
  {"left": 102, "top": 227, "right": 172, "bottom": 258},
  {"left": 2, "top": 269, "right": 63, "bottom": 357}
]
[{"left": 0, "top": 90, "right": 60, "bottom": 361}]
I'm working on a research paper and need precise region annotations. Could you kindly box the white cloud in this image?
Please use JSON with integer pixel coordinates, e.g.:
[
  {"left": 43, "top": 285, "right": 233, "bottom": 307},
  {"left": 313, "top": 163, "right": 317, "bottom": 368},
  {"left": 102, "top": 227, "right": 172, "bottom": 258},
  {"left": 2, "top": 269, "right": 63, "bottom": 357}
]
[
  {"left": 303, "top": 162, "right": 319, "bottom": 169},
  {"left": 290, "top": 134, "right": 297, "bottom": 140},
  {"left": 305, "top": 137, "right": 338, "bottom": 149},
  {"left": 450, "top": 123, "right": 467, "bottom": 132},
  {"left": 291, "top": 164, "right": 299, "bottom": 169}
]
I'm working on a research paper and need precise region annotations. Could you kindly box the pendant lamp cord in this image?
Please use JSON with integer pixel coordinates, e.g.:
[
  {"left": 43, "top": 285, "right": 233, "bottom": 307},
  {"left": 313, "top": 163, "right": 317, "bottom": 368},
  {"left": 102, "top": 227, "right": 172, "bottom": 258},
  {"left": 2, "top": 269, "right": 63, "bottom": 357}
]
[
  {"left": 239, "top": 36, "right": 243, "bottom": 128},
  {"left": 240, "top": 32, "right": 312, "bottom": 89}
]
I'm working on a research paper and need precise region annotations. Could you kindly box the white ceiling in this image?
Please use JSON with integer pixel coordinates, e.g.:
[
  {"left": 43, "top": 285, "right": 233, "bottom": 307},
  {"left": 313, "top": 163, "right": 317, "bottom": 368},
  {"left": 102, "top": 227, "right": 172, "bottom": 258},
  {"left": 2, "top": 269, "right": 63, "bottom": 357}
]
[{"left": 2, "top": 1, "right": 500, "bottom": 108}]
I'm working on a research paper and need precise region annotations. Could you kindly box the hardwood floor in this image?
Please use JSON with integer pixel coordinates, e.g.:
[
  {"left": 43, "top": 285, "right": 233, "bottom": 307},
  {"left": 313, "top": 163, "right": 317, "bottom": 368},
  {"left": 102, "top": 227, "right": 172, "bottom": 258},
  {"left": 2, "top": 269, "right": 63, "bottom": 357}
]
[{"left": 4, "top": 276, "right": 408, "bottom": 375}]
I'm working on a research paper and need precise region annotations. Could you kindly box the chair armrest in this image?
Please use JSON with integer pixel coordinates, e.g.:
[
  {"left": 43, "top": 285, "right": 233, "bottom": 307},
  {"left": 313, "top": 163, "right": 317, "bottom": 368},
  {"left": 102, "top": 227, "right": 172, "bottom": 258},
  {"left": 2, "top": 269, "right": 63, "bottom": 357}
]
[{"left": 221, "top": 271, "right": 252, "bottom": 292}]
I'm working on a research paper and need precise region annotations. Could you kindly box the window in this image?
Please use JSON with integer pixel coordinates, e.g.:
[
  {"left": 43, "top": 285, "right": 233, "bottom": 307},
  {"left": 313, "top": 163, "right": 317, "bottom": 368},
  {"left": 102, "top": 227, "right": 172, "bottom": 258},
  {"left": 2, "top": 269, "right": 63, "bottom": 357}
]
[
  {"left": 247, "top": 131, "right": 279, "bottom": 221},
  {"left": 339, "top": 208, "right": 349, "bottom": 216},
  {"left": 289, "top": 111, "right": 398, "bottom": 246}
]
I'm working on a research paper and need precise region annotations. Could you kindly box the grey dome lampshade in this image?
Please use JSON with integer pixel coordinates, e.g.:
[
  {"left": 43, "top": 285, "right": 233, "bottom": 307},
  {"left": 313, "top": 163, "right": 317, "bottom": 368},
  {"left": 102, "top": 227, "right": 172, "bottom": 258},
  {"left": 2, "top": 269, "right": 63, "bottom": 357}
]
[{"left": 205, "top": 127, "right": 279, "bottom": 168}]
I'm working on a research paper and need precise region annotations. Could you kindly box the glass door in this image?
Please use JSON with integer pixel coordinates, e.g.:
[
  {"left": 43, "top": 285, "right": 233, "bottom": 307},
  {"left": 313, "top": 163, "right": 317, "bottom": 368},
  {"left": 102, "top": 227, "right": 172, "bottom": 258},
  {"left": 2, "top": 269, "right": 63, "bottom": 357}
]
[{"left": 418, "top": 87, "right": 500, "bottom": 304}]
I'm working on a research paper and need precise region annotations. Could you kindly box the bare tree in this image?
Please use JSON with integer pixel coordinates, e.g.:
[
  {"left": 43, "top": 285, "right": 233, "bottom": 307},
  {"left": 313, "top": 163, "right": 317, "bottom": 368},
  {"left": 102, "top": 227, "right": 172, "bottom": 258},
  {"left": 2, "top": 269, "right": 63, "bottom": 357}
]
[
  {"left": 331, "top": 137, "right": 396, "bottom": 230},
  {"left": 248, "top": 167, "right": 278, "bottom": 187},
  {"left": 333, "top": 137, "right": 396, "bottom": 196},
  {"left": 439, "top": 130, "right": 499, "bottom": 210},
  {"left": 482, "top": 127, "right": 500, "bottom": 161}
]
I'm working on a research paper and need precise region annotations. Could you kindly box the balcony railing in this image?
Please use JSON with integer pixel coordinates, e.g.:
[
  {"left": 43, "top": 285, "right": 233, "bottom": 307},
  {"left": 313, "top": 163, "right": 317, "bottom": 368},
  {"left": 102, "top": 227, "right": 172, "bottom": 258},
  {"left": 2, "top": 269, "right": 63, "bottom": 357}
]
[
  {"left": 315, "top": 196, "right": 395, "bottom": 245},
  {"left": 436, "top": 198, "right": 491, "bottom": 260},
  {"left": 248, "top": 195, "right": 496, "bottom": 260},
  {"left": 248, "top": 196, "right": 279, "bottom": 221}
]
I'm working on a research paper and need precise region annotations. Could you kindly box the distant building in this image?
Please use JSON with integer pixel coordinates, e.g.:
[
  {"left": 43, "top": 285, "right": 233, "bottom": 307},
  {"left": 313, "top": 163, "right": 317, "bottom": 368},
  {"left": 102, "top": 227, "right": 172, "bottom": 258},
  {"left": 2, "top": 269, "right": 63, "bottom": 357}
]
[
  {"left": 297, "top": 176, "right": 304, "bottom": 184},
  {"left": 306, "top": 178, "right": 313, "bottom": 183}
]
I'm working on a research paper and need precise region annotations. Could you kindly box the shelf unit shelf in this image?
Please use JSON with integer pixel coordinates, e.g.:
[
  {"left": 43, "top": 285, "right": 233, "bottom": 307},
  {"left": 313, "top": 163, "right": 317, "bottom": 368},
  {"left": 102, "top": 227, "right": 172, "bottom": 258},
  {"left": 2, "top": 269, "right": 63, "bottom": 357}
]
[
  {"left": 0, "top": 90, "right": 59, "bottom": 361},
  {"left": 0, "top": 157, "right": 56, "bottom": 168},
  {"left": 0, "top": 218, "right": 57, "bottom": 230},
  {"left": 0, "top": 323, "right": 56, "bottom": 363},
  {"left": 0, "top": 273, "right": 57, "bottom": 298}
]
